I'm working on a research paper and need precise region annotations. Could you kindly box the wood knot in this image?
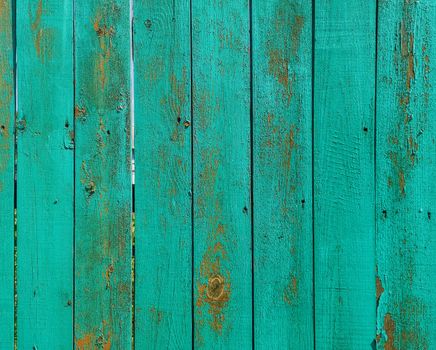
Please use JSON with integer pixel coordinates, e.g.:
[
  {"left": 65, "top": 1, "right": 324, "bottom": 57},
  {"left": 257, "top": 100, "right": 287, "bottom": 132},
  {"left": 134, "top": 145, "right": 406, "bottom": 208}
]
[{"left": 206, "top": 274, "right": 225, "bottom": 301}]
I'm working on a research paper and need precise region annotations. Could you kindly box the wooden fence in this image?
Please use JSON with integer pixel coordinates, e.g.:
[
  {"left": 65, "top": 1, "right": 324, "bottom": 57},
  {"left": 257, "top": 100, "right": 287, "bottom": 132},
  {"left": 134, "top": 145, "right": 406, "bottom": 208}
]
[{"left": 0, "top": 0, "right": 434, "bottom": 349}]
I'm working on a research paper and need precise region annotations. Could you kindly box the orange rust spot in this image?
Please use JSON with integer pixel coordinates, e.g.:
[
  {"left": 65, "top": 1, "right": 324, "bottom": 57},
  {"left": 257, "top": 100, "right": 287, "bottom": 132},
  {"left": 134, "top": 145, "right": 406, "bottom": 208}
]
[
  {"left": 0, "top": 0, "right": 9, "bottom": 17},
  {"left": 398, "top": 170, "right": 406, "bottom": 196},
  {"left": 30, "top": 0, "right": 43, "bottom": 32},
  {"left": 29, "top": 0, "right": 53, "bottom": 61},
  {"left": 103, "top": 334, "right": 111, "bottom": 350},
  {"left": 149, "top": 307, "right": 163, "bottom": 324},
  {"left": 283, "top": 274, "right": 298, "bottom": 305},
  {"left": 105, "top": 263, "right": 114, "bottom": 288},
  {"left": 291, "top": 16, "right": 305, "bottom": 56},
  {"left": 376, "top": 276, "right": 384, "bottom": 304},
  {"left": 75, "top": 105, "right": 87, "bottom": 118},
  {"left": 384, "top": 313, "right": 396, "bottom": 350},
  {"left": 76, "top": 333, "right": 93, "bottom": 350},
  {"left": 268, "top": 48, "right": 295, "bottom": 103},
  {"left": 400, "top": 21, "right": 415, "bottom": 91}
]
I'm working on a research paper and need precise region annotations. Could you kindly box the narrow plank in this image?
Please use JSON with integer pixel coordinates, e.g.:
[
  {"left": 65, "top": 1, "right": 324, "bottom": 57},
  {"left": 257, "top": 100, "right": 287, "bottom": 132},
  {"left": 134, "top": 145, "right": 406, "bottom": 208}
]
[
  {"left": 16, "top": 0, "right": 74, "bottom": 348},
  {"left": 314, "top": 0, "right": 376, "bottom": 348},
  {"left": 134, "top": 0, "right": 192, "bottom": 348},
  {"left": 192, "top": 0, "right": 252, "bottom": 347},
  {"left": 252, "top": 1, "right": 313, "bottom": 348},
  {"left": 74, "top": 0, "right": 132, "bottom": 348},
  {"left": 376, "top": 1, "right": 436, "bottom": 348},
  {"left": 0, "top": 0, "right": 14, "bottom": 347}
]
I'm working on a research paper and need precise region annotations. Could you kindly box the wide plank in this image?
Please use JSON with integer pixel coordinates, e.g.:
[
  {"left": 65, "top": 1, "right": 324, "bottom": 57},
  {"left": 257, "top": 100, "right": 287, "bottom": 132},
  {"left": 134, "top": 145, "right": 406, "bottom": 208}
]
[
  {"left": 16, "top": 0, "right": 74, "bottom": 347},
  {"left": 252, "top": 0, "right": 313, "bottom": 348},
  {"left": 134, "top": 0, "right": 192, "bottom": 348},
  {"left": 192, "top": 0, "right": 252, "bottom": 347},
  {"left": 74, "top": 0, "right": 132, "bottom": 348},
  {"left": 314, "top": 0, "right": 376, "bottom": 348},
  {"left": 376, "top": 1, "right": 436, "bottom": 348}
]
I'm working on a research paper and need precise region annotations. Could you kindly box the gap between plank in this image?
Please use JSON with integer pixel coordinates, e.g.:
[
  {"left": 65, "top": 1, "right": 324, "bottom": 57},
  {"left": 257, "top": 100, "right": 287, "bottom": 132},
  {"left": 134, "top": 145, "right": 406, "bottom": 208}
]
[{"left": 311, "top": 0, "right": 316, "bottom": 348}]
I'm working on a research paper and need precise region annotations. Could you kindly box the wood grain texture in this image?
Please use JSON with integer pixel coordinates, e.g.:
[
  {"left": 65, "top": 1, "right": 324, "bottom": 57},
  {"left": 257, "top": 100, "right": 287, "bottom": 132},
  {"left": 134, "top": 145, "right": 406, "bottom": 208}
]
[
  {"left": 314, "top": 0, "right": 376, "bottom": 348},
  {"left": 0, "top": 0, "right": 14, "bottom": 347},
  {"left": 192, "top": 0, "right": 252, "bottom": 347},
  {"left": 376, "top": 1, "right": 436, "bottom": 348},
  {"left": 74, "top": 0, "right": 132, "bottom": 348},
  {"left": 16, "top": 0, "right": 74, "bottom": 348},
  {"left": 134, "top": 0, "right": 192, "bottom": 348},
  {"left": 252, "top": 0, "right": 313, "bottom": 348}
]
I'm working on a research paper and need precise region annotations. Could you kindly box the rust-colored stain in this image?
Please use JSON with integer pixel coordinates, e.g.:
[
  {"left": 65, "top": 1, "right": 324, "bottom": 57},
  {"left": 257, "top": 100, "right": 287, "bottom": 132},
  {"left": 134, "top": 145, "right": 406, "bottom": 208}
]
[
  {"left": 291, "top": 16, "right": 305, "bottom": 56},
  {"left": 400, "top": 21, "right": 415, "bottom": 90},
  {"left": 29, "top": 0, "right": 53, "bottom": 61},
  {"left": 0, "top": 0, "right": 7, "bottom": 17},
  {"left": 268, "top": 49, "right": 295, "bottom": 103},
  {"left": 92, "top": 12, "right": 115, "bottom": 90},
  {"left": 149, "top": 307, "right": 164, "bottom": 324},
  {"left": 75, "top": 105, "right": 87, "bottom": 119},
  {"left": 267, "top": 5, "right": 305, "bottom": 104},
  {"left": 384, "top": 313, "right": 396, "bottom": 350},
  {"left": 376, "top": 275, "right": 384, "bottom": 304},
  {"left": 105, "top": 263, "right": 114, "bottom": 289},
  {"left": 76, "top": 333, "right": 93, "bottom": 350},
  {"left": 283, "top": 274, "right": 298, "bottom": 305}
]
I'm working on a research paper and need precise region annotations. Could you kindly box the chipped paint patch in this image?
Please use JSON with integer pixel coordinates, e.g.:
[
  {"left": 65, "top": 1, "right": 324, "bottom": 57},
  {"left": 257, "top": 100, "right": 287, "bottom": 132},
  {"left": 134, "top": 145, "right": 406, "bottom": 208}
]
[{"left": 384, "top": 313, "right": 396, "bottom": 350}]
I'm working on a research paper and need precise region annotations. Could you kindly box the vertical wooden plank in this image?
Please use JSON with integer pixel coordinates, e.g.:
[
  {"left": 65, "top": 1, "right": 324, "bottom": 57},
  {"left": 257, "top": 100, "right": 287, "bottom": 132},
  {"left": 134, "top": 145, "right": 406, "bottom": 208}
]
[
  {"left": 134, "top": 0, "right": 192, "bottom": 348},
  {"left": 192, "top": 0, "right": 251, "bottom": 348},
  {"left": 0, "top": 0, "right": 14, "bottom": 347},
  {"left": 252, "top": 1, "right": 313, "bottom": 348},
  {"left": 376, "top": 1, "right": 436, "bottom": 348},
  {"left": 74, "top": 0, "right": 132, "bottom": 348},
  {"left": 314, "top": 0, "right": 376, "bottom": 348},
  {"left": 16, "top": 0, "right": 73, "bottom": 348}
]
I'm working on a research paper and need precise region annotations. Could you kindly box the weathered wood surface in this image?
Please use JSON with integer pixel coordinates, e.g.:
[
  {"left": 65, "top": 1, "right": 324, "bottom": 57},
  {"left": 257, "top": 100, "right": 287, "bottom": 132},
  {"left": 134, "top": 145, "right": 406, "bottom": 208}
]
[
  {"left": 16, "top": 0, "right": 74, "bottom": 348},
  {"left": 3, "top": 1, "right": 436, "bottom": 348},
  {"left": 134, "top": 0, "right": 192, "bottom": 348},
  {"left": 252, "top": 0, "right": 313, "bottom": 348},
  {"left": 192, "top": 0, "right": 252, "bottom": 347},
  {"left": 314, "top": 0, "right": 376, "bottom": 348},
  {"left": 376, "top": 1, "right": 436, "bottom": 348},
  {"left": 74, "top": 0, "right": 132, "bottom": 348},
  {"left": 0, "top": 0, "right": 14, "bottom": 347}
]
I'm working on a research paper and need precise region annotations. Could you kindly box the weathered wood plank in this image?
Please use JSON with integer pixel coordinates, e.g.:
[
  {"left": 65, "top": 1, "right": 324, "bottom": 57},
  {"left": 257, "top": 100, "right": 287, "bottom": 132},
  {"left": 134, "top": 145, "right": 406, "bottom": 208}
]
[
  {"left": 134, "top": 0, "right": 192, "bottom": 348},
  {"left": 314, "top": 1, "right": 376, "bottom": 348},
  {"left": 0, "top": 0, "right": 14, "bottom": 347},
  {"left": 74, "top": 0, "right": 132, "bottom": 348},
  {"left": 192, "top": 0, "right": 252, "bottom": 347},
  {"left": 376, "top": 1, "right": 436, "bottom": 348},
  {"left": 252, "top": 1, "right": 313, "bottom": 348},
  {"left": 16, "top": 0, "right": 74, "bottom": 348}
]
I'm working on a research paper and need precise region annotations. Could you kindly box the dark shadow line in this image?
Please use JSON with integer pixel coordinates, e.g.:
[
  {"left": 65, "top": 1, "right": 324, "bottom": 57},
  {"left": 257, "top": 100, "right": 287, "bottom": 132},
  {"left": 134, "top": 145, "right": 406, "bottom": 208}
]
[
  {"left": 248, "top": 0, "right": 254, "bottom": 349},
  {"left": 72, "top": 0, "right": 76, "bottom": 347},
  {"left": 373, "top": 0, "right": 379, "bottom": 342},
  {"left": 12, "top": 0, "right": 17, "bottom": 347},
  {"left": 190, "top": 0, "right": 195, "bottom": 348},
  {"left": 311, "top": 0, "right": 316, "bottom": 349}
]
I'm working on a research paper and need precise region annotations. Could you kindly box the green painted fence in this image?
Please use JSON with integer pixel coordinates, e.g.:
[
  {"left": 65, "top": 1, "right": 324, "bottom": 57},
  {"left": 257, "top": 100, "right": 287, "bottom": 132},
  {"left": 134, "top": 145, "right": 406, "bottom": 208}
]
[{"left": 2, "top": 0, "right": 436, "bottom": 349}]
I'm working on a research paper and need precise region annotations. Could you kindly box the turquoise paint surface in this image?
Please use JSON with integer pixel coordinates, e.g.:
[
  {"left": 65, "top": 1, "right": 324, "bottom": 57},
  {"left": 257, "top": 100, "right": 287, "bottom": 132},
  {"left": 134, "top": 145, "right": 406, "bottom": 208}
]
[
  {"left": 377, "top": 1, "right": 436, "bottom": 348},
  {"left": 16, "top": 0, "right": 74, "bottom": 348},
  {"left": 134, "top": 0, "right": 192, "bottom": 348},
  {"left": 314, "top": 0, "right": 376, "bottom": 348},
  {"left": 253, "top": 0, "right": 313, "bottom": 348},
  {"left": 0, "top": 1, "right": 435, "bottom": 348},
  {"left": 74, "top": 0, "right": 132, "bottom": 348},
  {"left": 0, "top": 0, "right": 14, "bottom": 347},
  {"left": 192, "top": 0, "right": 252, "bottom": 347}
]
